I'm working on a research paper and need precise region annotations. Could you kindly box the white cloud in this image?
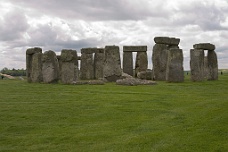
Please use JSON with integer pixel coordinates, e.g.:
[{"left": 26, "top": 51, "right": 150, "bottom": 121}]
[{"left": 0, "top": 0, "right": 227, "bottom": 70}]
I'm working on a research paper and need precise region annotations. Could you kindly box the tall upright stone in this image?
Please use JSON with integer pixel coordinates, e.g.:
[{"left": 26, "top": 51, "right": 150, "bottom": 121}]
[
  {"left": 204, "top": 56, "right": 209, "bottom": 79},
  {"left": 42, "top": 50, "right": 59, "bottom": 83},
  {"left": 26, "top": 47, "right": 43, "bottom": 83},
  {"left": 60, "top": 49, "right": 78, "bottom": 84},
  {"left": 166, "top": 48, "right": 184, "bottom": 82},
  {"left": 123, "top": 46, "right": 147, "bottom": 77},
  {"left": 94, "top": 48, "right": 105, "bottom": 79},
  {"left": 190, "top": 49, "right": 205, "bottom": 81},
  {"left": 135, "top": 52, "right": 148, "bottom": 77},
  {"left": 152, "top": 44, "right": 168, "bottom": 80},
  {"left": 207, "top": 50, "right": 218, "bottom": 80},
  {"left": 80, "top": 49, "right": 94, "bottom": 80},
  {"left": 103, "top": 46, "right": 122, "bottom": 82},
  {"left": 123, "top": 52, "right": 133, "bottom": 76}
]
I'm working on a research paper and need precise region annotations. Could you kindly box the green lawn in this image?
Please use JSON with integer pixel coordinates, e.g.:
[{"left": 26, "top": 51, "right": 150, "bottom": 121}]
[{"left": 0, "top": 74, "right": 228, "bottom": 152}]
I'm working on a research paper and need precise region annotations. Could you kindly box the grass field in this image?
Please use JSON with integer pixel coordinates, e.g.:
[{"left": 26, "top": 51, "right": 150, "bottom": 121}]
[{"left": 0, "top": 74, "right": 228, "bottom": 152}]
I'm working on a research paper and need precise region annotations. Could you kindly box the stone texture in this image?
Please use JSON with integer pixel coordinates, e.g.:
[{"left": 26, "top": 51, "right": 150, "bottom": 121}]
[
  {"left": 26, "top": 47, "right": 43, "bottom": 83},
  {"left": 137, "top": 70, "right": 152, "bottom": 80},
  {"left": 152, "top": 44, "right": 168, "bottom": 80},
  {"left": 204, "top": 56, "right": 209, "bottom": 79},
  {"left": 166, "top": 48, "right": 184, "bottom": 82},
  {"left": 123, "top": 52, "right": 133, "bottom": 76},
  {"left": 80, "top": 53, "right": 94, "bottom": 80},
  {"left": 42, "top": 50, "right": 59, "bottom": 83},
  {"left": 135, "top": 52, "right": 148, "bottom": 77},
  {"left": 123, "top": 46, "right": 147, "bottom": 52},
  {"left": 94, "top": 49, "right": 105, "bottom": 79},
  {"left": 190, "top": 49, "right": 205, "bottom": 81},
  {"left": 30, "top": 53, "right": 43, "bottom": 83},
  {"left": 193, "top": 43, "right": 215, "bottom": 51},
  {"left": 154, "top": 37, "right": 180, "bottom": 45},
  {"left": 103, "top": 46, "right": 122, "bottom": 82},
  {"left": 207, "top": 50, "right": 218, "bottom": 80},
  {"left": 116, "top": 78, "right": 156, "bottom": 86},
  {"left": 60, "top": 49, "right": 79, "bottom": 84}
]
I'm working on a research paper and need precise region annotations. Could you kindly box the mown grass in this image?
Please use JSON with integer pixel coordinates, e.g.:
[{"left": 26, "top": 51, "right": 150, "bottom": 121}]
[{"left": 0, "top": 74, "right": 228, "bottom": 152}]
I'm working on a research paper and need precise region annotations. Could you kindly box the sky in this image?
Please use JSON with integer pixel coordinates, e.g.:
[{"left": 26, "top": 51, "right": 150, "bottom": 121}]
[{"left": 0, "top": 0, "right": 228, "bottom": 70}]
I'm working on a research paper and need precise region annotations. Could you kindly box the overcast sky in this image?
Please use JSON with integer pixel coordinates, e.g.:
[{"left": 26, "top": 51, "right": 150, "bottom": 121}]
[{"left": 0, "top": 0, "right": 228, "bottom": 70}]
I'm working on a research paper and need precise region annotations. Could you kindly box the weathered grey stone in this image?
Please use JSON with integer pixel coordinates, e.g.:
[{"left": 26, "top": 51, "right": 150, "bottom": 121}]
[
  {"left": 204, "top": 56, "right": 209, "bottom": 79},
  {"left": 123, "top": 46, "right": 147, "bottom": 52},
  {"left": 42, "top": 50, "right": 59, "bottom": 83},
  {"left": 121, "top": 72, "right": 134, "bottom": 79},
  {"left": 116, "top": 78, "right": 156, "bottom": 86},
  {"left": 30, "top": 52, "right": 43, "bottom": 83},
  {"left": 123, "top": 52, "right": 133, "bottom": 76},
  {"left": 60, "top": 49, "right": 79, "bottom": 84},
  {"left": 166, "top": 48, "right": 184, "bottom": 82},
  {"left": 57, "top": 55, "right": 62, "bottom": 80},
  {"left": 26, "top": 47, "right": 42, "bottom": 55},
  {"left": 135, "top": 52, "right": 148, "bottom": 77},
  {"left": 193, "top": 43, "right": 215, "bottom": 51},
  {"left": 80, "top": 53, "right": 94, "bottom": 80},
  {"left": 88, "top": 80, "right": 105, "bottom": 85},
  {"left": 81, "top": 48, "right": 104, "bottom": 54},
  {"left": 190, "top": 49, "right": 205, "bottom": 81},
  {"left": 154, "top": 37, "right": 180, "bottom": 45},
  {"left": 103, "top": 46, "right": 122, "bottom": 82},
  {"left": 207, "top": 50, "right": 218, "bottom": 80},
  {"left": 94, "top": 49, "right": 105, "bottom": 79},
  {"left": 26, "top": 47, "right": 43, "bottom": 83},
  {"left": 152, "top": 44, "right": 168, "bottom": 80},
  {"left": 137, "top": 70, "right": 152, "bottom": 80}
]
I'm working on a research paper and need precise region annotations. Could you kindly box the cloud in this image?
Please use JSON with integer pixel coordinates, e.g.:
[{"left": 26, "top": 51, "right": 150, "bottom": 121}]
[
  {"left": 0, "top": 0, "right": 228, "bottom": 70},
  {"left": 0, "top": 8, "right": 29, "bottom": 41}
]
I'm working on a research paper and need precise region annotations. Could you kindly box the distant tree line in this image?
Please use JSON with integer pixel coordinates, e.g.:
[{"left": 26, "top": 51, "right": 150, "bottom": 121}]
[{"left": 0, "top": 67, "right": 26, "bottom": 76}]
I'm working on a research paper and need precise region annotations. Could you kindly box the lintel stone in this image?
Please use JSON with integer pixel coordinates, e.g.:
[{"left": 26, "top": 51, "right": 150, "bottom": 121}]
[
  {"left": 154, "top": 37, "right": 180, "bottom": 45},
  {"left": 81, "top": 48, "right": 104, "bottom": 54},
  {"left": 193, "top": 43, "right": 215, "bottom": 51},
  {"left": 123, "top": 46, "right": 147, "bottom": 52}
]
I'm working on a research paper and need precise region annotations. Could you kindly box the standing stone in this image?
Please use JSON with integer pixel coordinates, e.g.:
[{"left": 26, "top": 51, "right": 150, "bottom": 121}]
[
  {"left": 166, "top": 48, "right": 184, "bottom": 82},
  {"left": 190, "top": 49, "right": 205, "bottom": 81},
  {"left": 204, "top": 56, "right": 209, "bottom": 79},
  {"left": 42, "top": 50, "right": 59, "bottom": 83},
  {"left": 26, "top": 47, "right": 43, "bottom": 83},
  {"left": 123, "top": 52, "right": 133, "bottom": 76},
  {"left": 152, "top": 44, "right": 168, "bottom": 80},
  {"left": 103, "top": 46, "right": 122, "bottom": 82},
  {"left": 207, "top": 50, "right": 218, "bottom": 80},
  {"left": 60, "top": 49, "right": 78, "bottom": 84},
  {"left": 135, "top": 52, "right": 148, "bottom": 77},
  {"left": 94, "top": 49, "right": 105, "bottom": 79},
  {"left": 80, "top": 52, "right": 94, "bottom": 80}
]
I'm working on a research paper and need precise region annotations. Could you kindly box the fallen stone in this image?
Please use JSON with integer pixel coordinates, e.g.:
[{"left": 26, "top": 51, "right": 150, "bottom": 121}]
[{"left": 116, "top": 78, "right": 156, "bottom": 86}]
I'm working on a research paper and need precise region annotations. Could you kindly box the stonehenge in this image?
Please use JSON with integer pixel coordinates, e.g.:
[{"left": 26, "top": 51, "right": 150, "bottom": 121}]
[
  {"left": 80, "top": 48, "right": 105, "bottom": 80},
  {"left": 26, "top": 37, "right": 219, "bottom": 85},
  {"left": 42, "top": 50, "right": 59, "bottom": 83},
  {"left": 123, "top": 46, "right": 148, "bottom": 78},
  {"left": 166, "top": 48, "right": 184, "bottom": 82},
  {"left": 103, "top": 46, "right": 122, "bottom": 82},
  {"left": 190, "top": 43, "right": 218, "bottom": 81},
  {"left": 152, "top": 36, "right": 182, "bottom": 82},
  {"left": 60, "top": 49, "right": 79, "bottom": 84},
  {"left": 26, "top": 47, "right": 43, "bottom": 83}
]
